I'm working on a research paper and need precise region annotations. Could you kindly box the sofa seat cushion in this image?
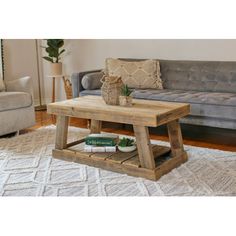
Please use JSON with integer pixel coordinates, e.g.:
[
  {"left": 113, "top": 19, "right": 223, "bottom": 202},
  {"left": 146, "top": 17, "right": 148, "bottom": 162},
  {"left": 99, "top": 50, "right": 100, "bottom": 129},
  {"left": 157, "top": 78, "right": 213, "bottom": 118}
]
[
  {"left": 132, "top": 89, "right": 236, "bottom": 120},
  {"left": 80, "top": 89, "right": 102, "bottom": 97},
  {"left": 132, "top": 89, "right": 236, "bottom": 106},
  {"left": 79, "top": 89, "right": 236, "bottom": 120},
  {"left": 0, "top": 92, "right": 32, "bottom": 112}
]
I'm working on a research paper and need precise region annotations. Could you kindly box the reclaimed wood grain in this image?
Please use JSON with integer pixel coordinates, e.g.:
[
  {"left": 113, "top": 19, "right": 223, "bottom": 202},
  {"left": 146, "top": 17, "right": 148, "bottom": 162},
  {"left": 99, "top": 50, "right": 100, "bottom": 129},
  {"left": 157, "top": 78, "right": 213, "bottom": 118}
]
[
  {"left": 55, "top": 115, "right": 69, "bottom": 149},
  {"left": 106, "top": 150, "right": 138, "bottom": 164},
  {"left": 49, "top": 95, "right": 190, "bottom": 180},
  {"left": 167, "top": 119, "right": 186, "bottom": 157},
  {"left": 123, "top": 145, "right": 170, "bottom": 168},
  {"left": 90, "top": 119, "right": 102, "bottom": 134},
  {"left": 52, "top": 145, "right": 186, "bottom": 181},
  {"left": 66, "top": 138, "right": 86, "bottom": 148},
  {"left": 47, "top": 96, "right": 190, "bottom": 127},
  {"left": 133, "top": 125, "right": 155, "bottom": 169}
]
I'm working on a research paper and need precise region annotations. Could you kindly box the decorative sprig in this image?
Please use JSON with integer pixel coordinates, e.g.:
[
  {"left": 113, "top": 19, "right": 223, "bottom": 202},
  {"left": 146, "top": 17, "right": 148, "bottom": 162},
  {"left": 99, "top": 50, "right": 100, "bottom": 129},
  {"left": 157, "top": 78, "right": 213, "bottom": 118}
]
[
  {"left": 121, "top": 84, "right": 132, "bottom": 96},
  {"left": 118, "top": 137, "right": 135, "bottom": 147}
]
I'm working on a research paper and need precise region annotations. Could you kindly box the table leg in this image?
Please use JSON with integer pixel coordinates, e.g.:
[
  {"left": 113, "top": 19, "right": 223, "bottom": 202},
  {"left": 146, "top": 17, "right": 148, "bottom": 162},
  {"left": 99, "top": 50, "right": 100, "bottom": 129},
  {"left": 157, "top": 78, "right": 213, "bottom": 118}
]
[
  {"left": 55, "top": 115, "right": 69, "bottom": 149},
  {"left": 90, "top": 119, "right": 102, "bottom": 134},
  {"left": 133, "top": 125, "right": 155, "bottom": 169},
  {"left": 167, "top": 119, "right": 187, "bottom": 160}
]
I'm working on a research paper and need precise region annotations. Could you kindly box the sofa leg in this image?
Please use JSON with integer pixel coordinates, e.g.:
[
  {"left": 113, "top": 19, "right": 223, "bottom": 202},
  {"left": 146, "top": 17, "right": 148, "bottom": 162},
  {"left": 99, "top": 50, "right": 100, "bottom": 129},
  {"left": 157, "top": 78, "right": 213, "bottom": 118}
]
[{"left": 15, "top": 130, "right": 20, "bottom": 136}]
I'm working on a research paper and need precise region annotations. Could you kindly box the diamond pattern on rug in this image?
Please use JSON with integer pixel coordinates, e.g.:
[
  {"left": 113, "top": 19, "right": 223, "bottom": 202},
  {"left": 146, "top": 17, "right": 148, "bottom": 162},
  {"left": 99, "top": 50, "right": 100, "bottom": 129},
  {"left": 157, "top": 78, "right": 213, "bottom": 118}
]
[
  {"left": 7, "top": 171, "right": 35, "bottom": 184},
  {"left": 0, "top": 125, "right": 236, "bottom": 196},
  {"left": 3, "top": 187, "right": 38, "bottom": 196},
  {"left": 5, "top": 156, "right": 39, "bottom": 170},
  {"left": 58, "top": 185, "right": 88, "bottom": 196},
  {"left": 103, "top": 182, "right": 145, "bottom": 196},
  {"left": 49, "top": 167, "right": 85, "bottom": 184}
]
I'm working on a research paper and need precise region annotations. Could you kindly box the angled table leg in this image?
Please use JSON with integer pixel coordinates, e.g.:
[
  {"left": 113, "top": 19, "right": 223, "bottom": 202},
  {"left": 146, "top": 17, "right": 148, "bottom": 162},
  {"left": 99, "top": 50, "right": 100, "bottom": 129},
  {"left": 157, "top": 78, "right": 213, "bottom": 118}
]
[
  {"left": 55, "top": 115, "right": 69, "bottom": 149},
  {"left": 133, "top": 125, "right": 155, "bottom": 169},
  {"left": 167, "top": 119, "right": 188, "bottom": 161},
  {"left": 90, "top": 119, "right": 102, "bottom": 134}
]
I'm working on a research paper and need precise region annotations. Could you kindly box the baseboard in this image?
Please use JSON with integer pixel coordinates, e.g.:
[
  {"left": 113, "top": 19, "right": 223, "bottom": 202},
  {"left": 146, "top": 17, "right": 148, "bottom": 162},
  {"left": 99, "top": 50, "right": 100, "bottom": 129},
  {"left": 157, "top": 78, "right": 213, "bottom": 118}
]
[{"left": 102, "top": 120, "right": 236, "bottom": 146}]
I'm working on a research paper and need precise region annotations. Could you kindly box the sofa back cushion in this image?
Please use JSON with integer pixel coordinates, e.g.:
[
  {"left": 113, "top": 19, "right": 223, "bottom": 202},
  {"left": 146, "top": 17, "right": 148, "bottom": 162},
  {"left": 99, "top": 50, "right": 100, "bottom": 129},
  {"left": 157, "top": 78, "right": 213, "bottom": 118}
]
[
  {"left": 160, "top": 60, "right": 236, "bottom": 93},
  {"left": 81, "top": 71, "right": 103, "bottom": 90},
  {"left": 105, "top": 58, "right": 163, "bottom": 89}
]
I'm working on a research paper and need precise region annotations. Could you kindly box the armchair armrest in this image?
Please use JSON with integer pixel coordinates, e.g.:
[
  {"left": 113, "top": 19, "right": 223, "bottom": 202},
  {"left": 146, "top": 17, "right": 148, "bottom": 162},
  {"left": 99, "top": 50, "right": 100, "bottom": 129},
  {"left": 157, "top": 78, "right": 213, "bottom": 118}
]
[
  {"left": 6, "top": 76, "right": 34, "bottom": 103},
  {"left": 71, "top": 69, "right": 102, "bottom": 98}
]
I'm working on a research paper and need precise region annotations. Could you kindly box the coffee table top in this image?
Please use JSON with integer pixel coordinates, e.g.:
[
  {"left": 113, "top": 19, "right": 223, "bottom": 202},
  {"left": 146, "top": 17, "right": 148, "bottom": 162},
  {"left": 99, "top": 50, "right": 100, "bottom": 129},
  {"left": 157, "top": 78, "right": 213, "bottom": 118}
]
[{"left": 47, "top": 95, "right": 190, "bottom": 127}]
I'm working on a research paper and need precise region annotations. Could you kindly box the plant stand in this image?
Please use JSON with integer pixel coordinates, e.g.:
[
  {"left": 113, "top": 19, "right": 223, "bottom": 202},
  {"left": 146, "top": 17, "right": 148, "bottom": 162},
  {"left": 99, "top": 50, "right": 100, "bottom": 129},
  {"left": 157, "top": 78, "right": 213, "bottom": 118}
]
[{"left": 47, "top": 75, "right": 72, "bottom": 103}]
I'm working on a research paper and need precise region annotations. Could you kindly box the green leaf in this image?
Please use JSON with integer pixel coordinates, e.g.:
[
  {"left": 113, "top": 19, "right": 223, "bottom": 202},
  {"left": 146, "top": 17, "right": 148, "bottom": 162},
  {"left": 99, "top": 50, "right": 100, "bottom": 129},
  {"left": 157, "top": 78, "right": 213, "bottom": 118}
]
[
  {"left": 46, "top": 47, "right": 58, "bottom": 58},
  {"left": 47, "top": 39, "right": 64, "bottom": 49},
  {"left": 43, "top": 39, "right": 65, "bottom": 63},
  {"left": 47, "top": 39, "right": 58, "bottom": 49},
  {"left": 42, "top": 56, "right": 54, "bottom": 63},
  {"left": 59, "top": 49, "right": 65, "bottom": 55},
  {"left": 118, "top": 137, "right": 135, "bottom": 147},
  {"left": 121, "top": 84, "right": 132, "bottom": 96},
  {"left": 56, "top": 40, "right": 64, "bottom": 48}
]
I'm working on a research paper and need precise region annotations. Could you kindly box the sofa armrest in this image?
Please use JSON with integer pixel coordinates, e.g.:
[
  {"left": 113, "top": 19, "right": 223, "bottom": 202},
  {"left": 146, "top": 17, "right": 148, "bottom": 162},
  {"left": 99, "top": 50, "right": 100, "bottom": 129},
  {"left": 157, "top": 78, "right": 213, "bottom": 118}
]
[
  {"left": 6, "top": 76, "right": 34, "bottom": 102},
  {"left": 71, "top": 69, "right": 102, "bottom": 98}
]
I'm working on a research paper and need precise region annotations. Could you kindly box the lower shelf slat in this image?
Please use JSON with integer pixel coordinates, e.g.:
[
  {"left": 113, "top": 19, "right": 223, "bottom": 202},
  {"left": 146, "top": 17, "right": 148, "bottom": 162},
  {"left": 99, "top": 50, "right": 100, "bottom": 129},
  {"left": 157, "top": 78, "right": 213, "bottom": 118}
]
[
  {"left": 68, "top": 143, "right": 171, "bottom": 168},
  {"left": 52, "top": 143, "right": 186, "bottom": 180}
]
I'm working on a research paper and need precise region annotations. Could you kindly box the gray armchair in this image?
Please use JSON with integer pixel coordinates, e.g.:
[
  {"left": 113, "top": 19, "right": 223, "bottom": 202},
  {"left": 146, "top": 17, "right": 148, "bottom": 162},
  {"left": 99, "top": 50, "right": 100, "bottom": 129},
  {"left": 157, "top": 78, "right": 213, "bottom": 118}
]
[{"left": 0, "top": 76, "right": 35, "bottom": 136}]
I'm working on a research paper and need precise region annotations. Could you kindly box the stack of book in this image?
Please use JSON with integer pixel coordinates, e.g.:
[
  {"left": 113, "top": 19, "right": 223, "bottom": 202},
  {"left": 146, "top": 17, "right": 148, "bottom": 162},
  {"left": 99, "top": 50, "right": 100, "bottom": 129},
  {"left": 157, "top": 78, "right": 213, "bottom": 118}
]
[{"left": 84, "top": 134, "right": 118, "bottom": 152}]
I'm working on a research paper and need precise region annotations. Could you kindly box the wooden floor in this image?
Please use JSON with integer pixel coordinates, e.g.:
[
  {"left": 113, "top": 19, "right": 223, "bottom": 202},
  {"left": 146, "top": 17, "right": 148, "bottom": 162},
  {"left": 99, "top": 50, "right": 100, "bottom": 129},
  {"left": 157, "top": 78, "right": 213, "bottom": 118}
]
[{"left": 23, "top": 110, "right": 236, "bottom": 152}]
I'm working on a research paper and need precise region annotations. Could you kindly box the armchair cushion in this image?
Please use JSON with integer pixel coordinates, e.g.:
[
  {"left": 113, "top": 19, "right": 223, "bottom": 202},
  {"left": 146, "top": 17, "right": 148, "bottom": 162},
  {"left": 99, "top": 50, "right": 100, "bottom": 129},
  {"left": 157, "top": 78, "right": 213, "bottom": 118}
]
[{"left": 0, "top": 92, "right": 32, "bottom": 112}]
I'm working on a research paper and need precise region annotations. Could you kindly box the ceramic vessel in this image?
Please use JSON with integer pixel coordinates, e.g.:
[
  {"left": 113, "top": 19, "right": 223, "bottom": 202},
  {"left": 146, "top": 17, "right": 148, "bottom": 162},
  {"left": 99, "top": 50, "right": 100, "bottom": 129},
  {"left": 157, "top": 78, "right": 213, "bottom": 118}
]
[
  {"left": 119, "top": 95, "right": 132, "bottom": 106},
  {"left": 118, "top": 145, "right": 136, "bottom": 152}
]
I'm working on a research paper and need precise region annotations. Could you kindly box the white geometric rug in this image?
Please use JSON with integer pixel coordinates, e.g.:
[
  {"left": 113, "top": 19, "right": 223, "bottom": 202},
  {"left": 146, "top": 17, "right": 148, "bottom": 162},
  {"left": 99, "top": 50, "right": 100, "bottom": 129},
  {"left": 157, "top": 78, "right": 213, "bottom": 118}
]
[{"left": 0, "top": 125, "right": 236, "bottom": 196}]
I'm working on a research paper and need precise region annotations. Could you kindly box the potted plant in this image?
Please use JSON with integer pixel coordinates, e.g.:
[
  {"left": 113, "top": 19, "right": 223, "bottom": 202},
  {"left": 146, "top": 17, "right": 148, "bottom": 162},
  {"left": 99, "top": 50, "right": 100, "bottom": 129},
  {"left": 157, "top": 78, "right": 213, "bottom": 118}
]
[
  {"left": 119, "top": 84, "right": 133, "bottom": 106},
  {"left": 118, "top": 137, "right": 136, "bottom": 152},
  {"left": 42, "top": 39, "right": 65, "bottom": 76}
]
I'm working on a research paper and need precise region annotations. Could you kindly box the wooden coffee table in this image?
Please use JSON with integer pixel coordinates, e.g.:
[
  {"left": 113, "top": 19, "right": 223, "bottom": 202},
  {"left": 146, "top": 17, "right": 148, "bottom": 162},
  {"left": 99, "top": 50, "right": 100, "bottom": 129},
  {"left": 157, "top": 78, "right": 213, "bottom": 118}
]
[{"left": 47, "top": 95, "right": 190, "bottom": 181}]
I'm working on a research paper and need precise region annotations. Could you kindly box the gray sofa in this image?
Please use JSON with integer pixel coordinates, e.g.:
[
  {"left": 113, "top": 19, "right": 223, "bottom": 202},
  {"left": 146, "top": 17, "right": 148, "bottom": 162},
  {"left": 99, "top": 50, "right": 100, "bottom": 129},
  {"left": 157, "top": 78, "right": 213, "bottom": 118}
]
[
  {"left": 0, "top": 76, "right": 35, "bottom": 136},
  {"left": 72, "top": 59, "right": 236, "bottom": 130}
]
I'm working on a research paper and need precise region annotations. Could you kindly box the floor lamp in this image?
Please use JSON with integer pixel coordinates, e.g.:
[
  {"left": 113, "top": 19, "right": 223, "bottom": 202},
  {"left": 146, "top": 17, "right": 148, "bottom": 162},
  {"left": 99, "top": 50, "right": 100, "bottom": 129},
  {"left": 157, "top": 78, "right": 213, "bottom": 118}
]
[{"left": 35, "top": 39, "right": 47, "bottom": 111}]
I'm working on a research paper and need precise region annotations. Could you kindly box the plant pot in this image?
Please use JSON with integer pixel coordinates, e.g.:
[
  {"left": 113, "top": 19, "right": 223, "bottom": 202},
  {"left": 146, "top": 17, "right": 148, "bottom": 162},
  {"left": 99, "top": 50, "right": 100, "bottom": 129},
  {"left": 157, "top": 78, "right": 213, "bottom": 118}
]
[
  {"left": 51, "top": 62, "right": 62, "bottom": 76},
  {"left": 119, "top": 96, "right": 132, "bottom": 106},
  {"left": 118, "top": 145, "right": 136, "bottom": 153}
]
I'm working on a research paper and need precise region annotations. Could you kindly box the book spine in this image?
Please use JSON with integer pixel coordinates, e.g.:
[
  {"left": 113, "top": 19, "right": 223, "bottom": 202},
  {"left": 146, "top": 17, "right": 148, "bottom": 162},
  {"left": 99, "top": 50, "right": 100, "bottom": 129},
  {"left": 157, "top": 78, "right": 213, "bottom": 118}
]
[{"left": 85, "top": 139, "right": 116, "bottom": 146}]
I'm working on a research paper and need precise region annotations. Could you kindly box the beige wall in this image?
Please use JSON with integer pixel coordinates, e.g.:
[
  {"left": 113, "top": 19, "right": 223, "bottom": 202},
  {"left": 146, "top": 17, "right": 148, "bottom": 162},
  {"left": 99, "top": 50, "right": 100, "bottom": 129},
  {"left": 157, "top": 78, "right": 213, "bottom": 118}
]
[
  {"left": 3, "top": 39, "right": 43, "bottom": 105},
  {"left": 42, "top": 39, "right": 236, "bottom": 101},
  {"left": 4, "top": 39, "right": 236, "bottom": 103},
  {"left": 60, "top": 39, "right": 236, "bottom": 73}
]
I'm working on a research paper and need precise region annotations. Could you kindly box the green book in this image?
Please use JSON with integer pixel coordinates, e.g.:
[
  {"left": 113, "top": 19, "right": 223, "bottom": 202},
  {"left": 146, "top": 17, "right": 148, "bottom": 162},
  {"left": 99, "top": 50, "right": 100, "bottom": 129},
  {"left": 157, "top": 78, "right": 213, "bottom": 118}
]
[{"left": 85, "top": 134, "right": 118, "bottom": 146}]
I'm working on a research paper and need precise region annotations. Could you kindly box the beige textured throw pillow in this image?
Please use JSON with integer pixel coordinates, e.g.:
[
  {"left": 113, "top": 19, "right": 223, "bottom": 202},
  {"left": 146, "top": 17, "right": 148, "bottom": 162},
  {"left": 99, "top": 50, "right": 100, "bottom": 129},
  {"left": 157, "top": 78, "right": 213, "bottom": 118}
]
[
  {"left": 105, "top": 58, "right": 163, "bottom": 89},
  {"left": 0, "top": 76, "right": 5, "bottom": 92}
]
